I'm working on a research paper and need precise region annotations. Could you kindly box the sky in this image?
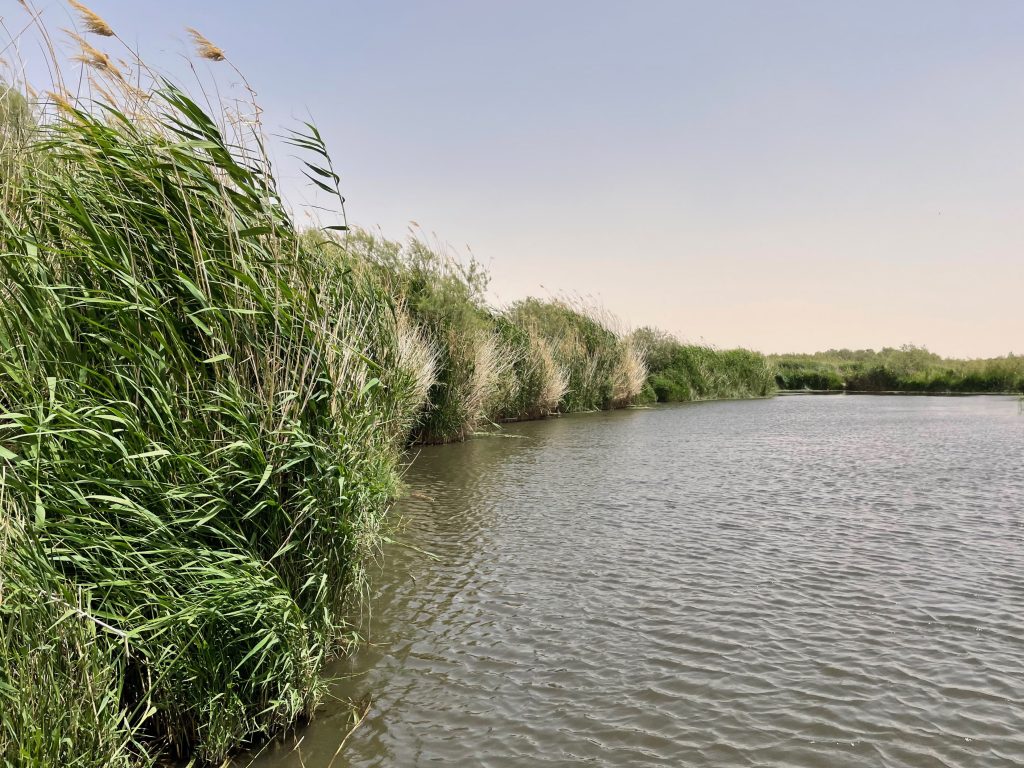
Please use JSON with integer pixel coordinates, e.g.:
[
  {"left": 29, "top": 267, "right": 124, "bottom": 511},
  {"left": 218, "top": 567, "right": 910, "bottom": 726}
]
[{"left": 9, "top": 1, "right": 1024, "bottom": 357}]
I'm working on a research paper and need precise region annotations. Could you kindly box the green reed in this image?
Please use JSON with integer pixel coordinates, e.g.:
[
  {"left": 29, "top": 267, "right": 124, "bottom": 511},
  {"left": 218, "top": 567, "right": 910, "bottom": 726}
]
[
  {"left": 0, "top": 5, "right": 775, "bottom": 766},
  {"left": 635, "top": 328, "right": 776, "bottom": 402},
  {"left": 0, "top": 58, "right": 423, "bottom": 765}
]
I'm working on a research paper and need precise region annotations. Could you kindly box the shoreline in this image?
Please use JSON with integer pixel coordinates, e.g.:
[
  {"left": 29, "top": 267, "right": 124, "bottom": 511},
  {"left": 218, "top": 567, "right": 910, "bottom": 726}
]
[{"left": 777, "top": 389, "right": 1022, "bottom": 397}]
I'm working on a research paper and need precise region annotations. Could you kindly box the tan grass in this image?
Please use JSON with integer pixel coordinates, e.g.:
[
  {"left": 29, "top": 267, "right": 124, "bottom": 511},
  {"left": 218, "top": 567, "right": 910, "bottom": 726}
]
[
  {"left": 530, "top": 330, "right": 568, "bottom": 414},
  {"left": 187, "top": 27, "right": 225, "bottom": 62},
  {"left": 395, "top": 306, "right": 439, "bottom": 413},
  {"left": 465, "top": 329, "right": 511, "bottom": 432},
  {"left": 610, "top": 333, "right": 648, "bottom": 407},
  {"left": 68, "top": 0, "right": 114, "bottom": 37}
]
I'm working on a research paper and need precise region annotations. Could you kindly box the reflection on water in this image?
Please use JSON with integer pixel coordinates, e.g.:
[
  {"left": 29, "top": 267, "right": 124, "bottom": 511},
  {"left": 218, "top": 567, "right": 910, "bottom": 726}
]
[{"left": 247, "top": 396, "right": 1024, "bottom": 767}]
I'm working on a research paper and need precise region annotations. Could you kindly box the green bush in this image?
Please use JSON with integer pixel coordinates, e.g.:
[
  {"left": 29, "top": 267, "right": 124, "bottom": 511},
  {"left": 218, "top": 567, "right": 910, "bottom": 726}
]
[{"left": 636, "top": 328, "right": 774, "bottom": 402}]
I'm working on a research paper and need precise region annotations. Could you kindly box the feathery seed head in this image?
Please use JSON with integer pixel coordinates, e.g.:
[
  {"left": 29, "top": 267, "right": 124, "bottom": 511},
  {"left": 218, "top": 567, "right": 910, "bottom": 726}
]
[
  {"left": 46, "top": 90, "right": 76, "bottom": 114},
  {"left": 70, "top": 33, "right": 112, "bottom": 72},
  {"left": 187, "top": 27, "right": 225, "bottom": 61},
  {"left": 68, "top": 0, "right": 114, "bottom": 36}
]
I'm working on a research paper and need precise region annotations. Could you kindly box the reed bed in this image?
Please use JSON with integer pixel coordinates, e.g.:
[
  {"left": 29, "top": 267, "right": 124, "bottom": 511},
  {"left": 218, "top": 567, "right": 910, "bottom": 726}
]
[
  {"left": 771, "top": 346, "right": 1024, "bottom": 393},
  {"left": 635, "top": 328, "right": 776, "bottom": 402},
  {"left": 506, "top": 297, "right": 646, "bottom": 412},
  {"left": 0, "top": 6, "right": 425, "bottom": 763},
  {"left": 334, "top": 231, "right": 651, "bottom": 438},
  {"left": 0, "top": 5, "right": 775, "bottom": 765}
]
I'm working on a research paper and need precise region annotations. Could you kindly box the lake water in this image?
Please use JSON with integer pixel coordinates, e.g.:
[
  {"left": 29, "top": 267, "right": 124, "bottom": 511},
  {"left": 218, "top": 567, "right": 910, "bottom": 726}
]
[{"left": 249, "top": 395, "right": 1024, "bottom": 767}]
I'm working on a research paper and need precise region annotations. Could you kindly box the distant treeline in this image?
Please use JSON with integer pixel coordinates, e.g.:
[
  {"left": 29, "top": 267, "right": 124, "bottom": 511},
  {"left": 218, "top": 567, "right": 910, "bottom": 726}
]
[{"left": 771, "top": 346, "right": 1024, "bottom": 393}]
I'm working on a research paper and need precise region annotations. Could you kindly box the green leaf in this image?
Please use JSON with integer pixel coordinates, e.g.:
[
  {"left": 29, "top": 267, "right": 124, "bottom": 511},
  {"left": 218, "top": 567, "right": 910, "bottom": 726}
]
[
  {"left": 359, "top": 378, "right": 380, "bottom": 399},
  {"left": 254, "top": 463, "right": 274, "bottom": 495},
  {"left": 237, "top": 226, "right": 272, "bottom": 238},
  {"left": 126, "top": 448, "right": 171, "bottom": 461}
]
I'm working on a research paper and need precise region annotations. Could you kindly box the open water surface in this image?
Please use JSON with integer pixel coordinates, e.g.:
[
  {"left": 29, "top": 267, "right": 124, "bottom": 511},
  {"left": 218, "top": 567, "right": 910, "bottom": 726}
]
[{"left": 249, "top": 395, "right": 1024, "bottom": 767}]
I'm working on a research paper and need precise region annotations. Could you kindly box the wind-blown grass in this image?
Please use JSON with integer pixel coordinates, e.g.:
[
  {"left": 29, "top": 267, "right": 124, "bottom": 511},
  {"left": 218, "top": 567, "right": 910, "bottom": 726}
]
[
  {"left": 634, "top": 328, "right": 775, "bottom": 402},
  {"left": 508, "top": 297, "right": 646, "bottom": 412},
  {"left": 339, "top": 230, "right": 506, "bottom": 443},
  {"left": 0, "top": 6, "right": 775, "bottom": 766},
  {"left": 490, "top": 315, "right": 567, "bottom": 421},
  {"left": 332, "top": 231, "right": 648, "bottom": 436},
  {"left": 0, "top": 26, "right": 423, "bottom": 762}
]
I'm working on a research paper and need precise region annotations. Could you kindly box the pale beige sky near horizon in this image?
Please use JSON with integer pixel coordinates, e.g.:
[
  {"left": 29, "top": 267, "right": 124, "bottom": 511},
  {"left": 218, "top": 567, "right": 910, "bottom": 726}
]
[
  {"left": 472, "top": 195, "right": 1022, "bottom": 358},
  {"left": 32, "top": 1, "right": 1024, "bottom": 358}
]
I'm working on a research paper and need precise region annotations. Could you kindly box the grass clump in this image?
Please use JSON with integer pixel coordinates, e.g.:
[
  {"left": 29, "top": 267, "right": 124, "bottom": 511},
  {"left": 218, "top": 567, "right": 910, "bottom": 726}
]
[
  {"left": 317, "top": 232, "right": 649, "bottom": 430},
  {"left": 635, "top": 328, "right": 775, "bottom": 402},
  {"left": 507, "top": 298, "right": 646, "bottom": 412},
  {"left": 0, "top": 19, "right": 424, "bottom": 763},
  {"left": 341, "top": 230, "right": 508, "bottom": 443},
  {"left": 490, "top": 315, "right": 567, "bottom": 420},
  {"left": 327, "top": 232, "right": 651, "bottom": 436}
]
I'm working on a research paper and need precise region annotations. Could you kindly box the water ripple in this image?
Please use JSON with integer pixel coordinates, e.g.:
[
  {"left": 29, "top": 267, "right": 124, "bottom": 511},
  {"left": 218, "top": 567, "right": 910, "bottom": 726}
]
[{"left": 250, "top": 395, "right": 1024, "bottom": 768}]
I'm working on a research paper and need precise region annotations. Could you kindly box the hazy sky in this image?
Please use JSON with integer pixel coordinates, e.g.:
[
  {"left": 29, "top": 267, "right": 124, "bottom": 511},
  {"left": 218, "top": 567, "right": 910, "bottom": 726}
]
[{"left": 15, "top": 1, "right": 1024, "bottom": 357}]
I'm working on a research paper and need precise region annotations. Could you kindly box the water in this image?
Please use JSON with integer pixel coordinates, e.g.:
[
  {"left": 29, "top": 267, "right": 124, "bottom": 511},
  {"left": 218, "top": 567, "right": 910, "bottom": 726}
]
[{"left": 249, "top": 395, "right": 1024, "bottom": 767}]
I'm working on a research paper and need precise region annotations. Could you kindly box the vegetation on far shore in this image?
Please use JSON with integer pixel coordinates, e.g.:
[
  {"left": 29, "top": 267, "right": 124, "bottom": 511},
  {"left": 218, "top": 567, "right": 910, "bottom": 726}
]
[
  {"left": 0, "top": 6, "right": 773, "bottom": 766},
  {"left": 771, "top": 346, "right": 1024, "bottom": 394}
]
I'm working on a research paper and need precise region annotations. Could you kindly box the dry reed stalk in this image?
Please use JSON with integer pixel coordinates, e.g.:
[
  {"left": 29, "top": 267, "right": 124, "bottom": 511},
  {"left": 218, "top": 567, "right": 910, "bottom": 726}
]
[
  {"left": 467, "top": 329, "right": 511, "bottom": 429},
  {"left": 611, "top": 334, "right": 648, "bottom": 407},
  {"left": 531, "top": 331, "right": 568, "bottom": 413},
  {"left": 396, "top": 307, "right": 439, "bottom": 412}
]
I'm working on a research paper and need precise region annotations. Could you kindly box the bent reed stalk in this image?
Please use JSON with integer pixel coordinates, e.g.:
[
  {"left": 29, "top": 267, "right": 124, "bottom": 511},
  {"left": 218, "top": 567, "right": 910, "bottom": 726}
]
[{"left": 0, "top": 5, "right": 776, "bottom": 766}]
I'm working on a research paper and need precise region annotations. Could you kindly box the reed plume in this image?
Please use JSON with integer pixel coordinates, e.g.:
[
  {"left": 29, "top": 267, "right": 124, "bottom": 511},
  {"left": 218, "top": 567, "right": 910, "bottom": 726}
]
[
  {"left": 187, "top": 27, "right": 225, "bottom": 61},
  {"left": 69, "top": 33, "right": 114, "bottom": 73},
  {"left": 68, "top": 0, "right": 114, "bottom": 36}
]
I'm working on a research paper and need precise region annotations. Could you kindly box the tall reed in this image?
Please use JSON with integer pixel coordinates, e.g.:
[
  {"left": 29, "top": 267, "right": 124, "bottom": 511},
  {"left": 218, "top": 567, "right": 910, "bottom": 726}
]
[
  {"left": 0, "top": 8, "right": 423, "bottom": 761},
  {"left": 0, "top": 6, "right": 775, "bottom": 766},
  {"left": 636, "top": 328, "right": 775, "bottom": 402}
]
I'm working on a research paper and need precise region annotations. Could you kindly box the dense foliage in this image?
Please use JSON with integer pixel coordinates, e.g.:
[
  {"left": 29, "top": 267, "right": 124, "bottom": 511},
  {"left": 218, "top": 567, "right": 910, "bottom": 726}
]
[
  {"left": 771, "top": 346, "right": 1024, "bottom": 393},
  {"left": 0, "top": 6, "right": 773, "bottom": 766},
  {"left": 0, "top": 82, "right": 430, "bottom": 763},
  {"left": 0, "top": 63, "right": 649, "bottom": 768},
  {"left": 636, "top": 328, "right": 776, "bottom": 402}
]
